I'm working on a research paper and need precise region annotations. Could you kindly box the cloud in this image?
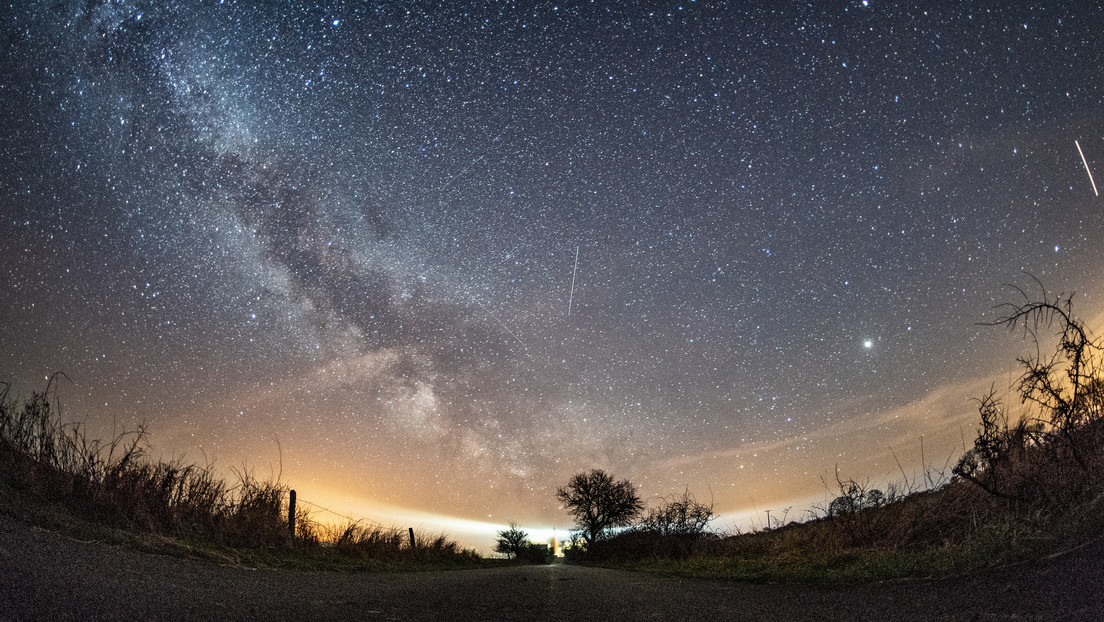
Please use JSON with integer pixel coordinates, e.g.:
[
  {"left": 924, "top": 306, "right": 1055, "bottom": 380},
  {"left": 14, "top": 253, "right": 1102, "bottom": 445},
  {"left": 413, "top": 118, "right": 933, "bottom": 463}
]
[
  {"left": 657, "top": 369, "right": 1010, "bottom": 513},
  {"left": 658, "top": 373, "right": 986, "bottom": 470}
]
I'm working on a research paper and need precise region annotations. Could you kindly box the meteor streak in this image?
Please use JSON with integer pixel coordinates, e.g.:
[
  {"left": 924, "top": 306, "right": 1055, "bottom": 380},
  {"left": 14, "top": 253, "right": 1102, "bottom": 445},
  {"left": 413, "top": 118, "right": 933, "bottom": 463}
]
[
  {"left": 1075, "top": 140, "right": 1099, "bottom": 197},
  {"left": 473, "top": 298, "right": 525, "bottom": 348},
  {"left": 567, "top": 245, "right": 579, "bottom": 316}
]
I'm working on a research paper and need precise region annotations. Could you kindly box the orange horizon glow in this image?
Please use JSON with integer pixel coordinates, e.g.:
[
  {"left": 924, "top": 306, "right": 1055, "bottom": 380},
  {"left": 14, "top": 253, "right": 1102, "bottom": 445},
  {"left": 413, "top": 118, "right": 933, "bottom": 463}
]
[{"left": 127, "top": 363, "right": 1027, "bottom": 553}]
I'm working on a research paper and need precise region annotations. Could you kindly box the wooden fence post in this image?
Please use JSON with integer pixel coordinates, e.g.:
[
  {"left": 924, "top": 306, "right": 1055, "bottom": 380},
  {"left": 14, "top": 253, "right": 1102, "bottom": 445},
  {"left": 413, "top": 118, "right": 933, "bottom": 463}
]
[
  {"left": 288, "top": 489, "right": 297, "bottom": 538},
  {"left": 408, "top": 527, "right": 416, "bottom": 549}
]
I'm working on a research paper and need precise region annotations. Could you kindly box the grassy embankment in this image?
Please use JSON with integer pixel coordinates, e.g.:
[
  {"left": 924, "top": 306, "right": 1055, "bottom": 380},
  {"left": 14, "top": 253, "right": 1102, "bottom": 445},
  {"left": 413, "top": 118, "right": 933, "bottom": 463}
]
[
  {"left": 579, "top": 288, "right": 1104, "bottom": 583},
  {"left": 0, "top": 377, "right": 485, "bottom": 571},
  {"left": 588, "top": 473, "right": 1104, "bottom": 583}
]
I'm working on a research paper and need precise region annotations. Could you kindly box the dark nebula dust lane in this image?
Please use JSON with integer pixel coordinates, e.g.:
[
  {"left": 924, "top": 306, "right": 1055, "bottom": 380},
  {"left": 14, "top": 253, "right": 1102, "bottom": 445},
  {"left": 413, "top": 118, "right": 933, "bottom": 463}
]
[{"left": 3, "top": 1, "right": 1104, "bottom": 549}]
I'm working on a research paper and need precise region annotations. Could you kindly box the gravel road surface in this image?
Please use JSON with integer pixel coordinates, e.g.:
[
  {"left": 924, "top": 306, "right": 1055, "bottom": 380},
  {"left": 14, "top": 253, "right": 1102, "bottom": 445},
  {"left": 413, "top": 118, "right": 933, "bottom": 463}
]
[{"left": 2, "top": 514, "right": 1102, "bottom": 621}]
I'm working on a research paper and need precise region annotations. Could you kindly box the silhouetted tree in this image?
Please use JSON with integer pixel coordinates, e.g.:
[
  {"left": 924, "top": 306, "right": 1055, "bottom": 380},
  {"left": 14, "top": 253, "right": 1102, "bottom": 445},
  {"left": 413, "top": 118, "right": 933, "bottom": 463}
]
[
  {"left": 556, "top": 469, "right": 643, "bottom": 547},
  {"left": 639, "top": 489, "right": 714, "bottom": 536},
  {"left": 955, "top": 278, "right": 1104, "bottom": 504},
  {"left": 494, "top": 522, "right": 529, "bottom": 559}
]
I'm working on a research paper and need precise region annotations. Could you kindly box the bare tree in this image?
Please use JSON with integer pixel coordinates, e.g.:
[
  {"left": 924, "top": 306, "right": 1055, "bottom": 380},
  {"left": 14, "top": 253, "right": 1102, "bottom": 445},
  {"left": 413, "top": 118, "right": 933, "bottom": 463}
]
[
  {"left": 990, "top": 279, "right": 1104, "bottom": 438},
  {"left": 955, "top": 278, "right": 1104, "bottom": 503},
  {"left": 556, "top": 469, "right": 644, "bottom": 547}
]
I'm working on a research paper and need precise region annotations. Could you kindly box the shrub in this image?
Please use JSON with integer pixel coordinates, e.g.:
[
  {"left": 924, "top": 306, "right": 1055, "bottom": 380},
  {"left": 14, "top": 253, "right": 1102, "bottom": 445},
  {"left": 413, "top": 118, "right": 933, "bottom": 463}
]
[
  {"left": 639, "top": 489, "right": 714, "bottom": 537},
  {"left": 955, "top": 283, "right": 1104, "bottom": 508}
]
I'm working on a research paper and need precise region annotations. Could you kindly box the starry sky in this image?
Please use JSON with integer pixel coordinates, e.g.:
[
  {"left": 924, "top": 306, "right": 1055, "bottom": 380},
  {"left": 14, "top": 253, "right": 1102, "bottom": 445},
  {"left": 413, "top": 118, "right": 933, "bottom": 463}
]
[{"left": 3, "top": 1, "right": 1104, "bottom": 550}]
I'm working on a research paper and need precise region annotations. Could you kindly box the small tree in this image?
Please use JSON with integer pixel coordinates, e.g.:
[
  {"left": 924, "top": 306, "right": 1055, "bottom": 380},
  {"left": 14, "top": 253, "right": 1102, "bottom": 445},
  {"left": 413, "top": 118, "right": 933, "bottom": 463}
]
[
  {"left": 556, "top": 469, "right": 643, "bottom": 547},
  {"left": 494, "top": 522, "right": 529, "bottom": 559}
]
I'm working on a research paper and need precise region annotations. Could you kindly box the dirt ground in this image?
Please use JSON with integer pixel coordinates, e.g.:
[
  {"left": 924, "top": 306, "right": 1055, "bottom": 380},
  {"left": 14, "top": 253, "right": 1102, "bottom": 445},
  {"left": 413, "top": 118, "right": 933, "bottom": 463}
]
[{"left": 2, "top": 514, "right": 1102, "bottom": 621}]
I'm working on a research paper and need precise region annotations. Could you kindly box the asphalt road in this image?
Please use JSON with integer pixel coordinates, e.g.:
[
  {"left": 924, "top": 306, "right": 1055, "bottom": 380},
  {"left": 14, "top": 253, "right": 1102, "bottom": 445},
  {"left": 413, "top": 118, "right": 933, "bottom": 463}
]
[{"left": 2, "top": 514, "right": 1102, "bottom": 621}]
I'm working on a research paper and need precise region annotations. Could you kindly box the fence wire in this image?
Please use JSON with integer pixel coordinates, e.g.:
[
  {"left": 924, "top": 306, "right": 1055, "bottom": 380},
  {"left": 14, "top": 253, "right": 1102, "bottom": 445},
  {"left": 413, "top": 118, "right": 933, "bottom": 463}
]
[{"left": 293, "top": 495, "right": 389, "bottom": 530}]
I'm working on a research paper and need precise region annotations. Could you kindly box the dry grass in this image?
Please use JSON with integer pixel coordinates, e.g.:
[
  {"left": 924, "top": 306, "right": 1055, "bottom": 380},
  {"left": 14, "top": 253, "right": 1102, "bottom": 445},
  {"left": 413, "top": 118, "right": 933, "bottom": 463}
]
[
  {"left": 591, "top": 467, "right": 1103, "bottom": 583},
  {"left": 0, "top": 377, "right": 477, "bottom": 567}
]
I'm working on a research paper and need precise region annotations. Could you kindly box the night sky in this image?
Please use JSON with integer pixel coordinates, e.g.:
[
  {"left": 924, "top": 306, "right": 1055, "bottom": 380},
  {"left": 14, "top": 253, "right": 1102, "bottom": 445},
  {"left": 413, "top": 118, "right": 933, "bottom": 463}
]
[{"left": 3, "top": 1, "right": 1104, "bottom": 550}]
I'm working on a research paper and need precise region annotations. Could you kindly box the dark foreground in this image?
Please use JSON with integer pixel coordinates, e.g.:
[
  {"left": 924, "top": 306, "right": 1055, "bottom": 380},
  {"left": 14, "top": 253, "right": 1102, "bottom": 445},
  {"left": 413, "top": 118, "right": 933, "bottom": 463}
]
[{"left": 1, "top": 515, "right": 1101, "bottom": 621}]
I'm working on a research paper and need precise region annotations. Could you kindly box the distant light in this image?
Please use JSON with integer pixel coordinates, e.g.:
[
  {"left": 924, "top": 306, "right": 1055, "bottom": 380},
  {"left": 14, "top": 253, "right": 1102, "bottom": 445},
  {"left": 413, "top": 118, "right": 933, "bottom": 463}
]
[
  {"left": 863, "top": 340, "right": 873, "bottom": 349},
  {"left": 333, "top": 19, "right": 340, "bottom": 26},
  {"left": 1055, "top": 245, "right": 1060, "bottom": 252}
]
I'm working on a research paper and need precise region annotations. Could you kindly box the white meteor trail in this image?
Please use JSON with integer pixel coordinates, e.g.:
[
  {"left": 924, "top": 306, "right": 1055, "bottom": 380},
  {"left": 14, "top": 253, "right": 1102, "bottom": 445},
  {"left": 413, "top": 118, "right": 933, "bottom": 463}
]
[
  {"left": 473, "top": 298, "right": 525, "bottom": 348},
  {"left": 567, "top": 245, "right": 579, "bottom": 316},
  {"left": 1075, "top": 140, "right": 1099, "bottom": 197}
]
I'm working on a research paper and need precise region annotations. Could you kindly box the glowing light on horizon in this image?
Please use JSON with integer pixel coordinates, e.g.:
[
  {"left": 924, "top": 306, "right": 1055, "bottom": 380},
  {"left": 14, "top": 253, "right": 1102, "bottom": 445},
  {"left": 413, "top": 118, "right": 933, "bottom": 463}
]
[{"left": 290, "top": 489, "right": 565, "bottom": 554}]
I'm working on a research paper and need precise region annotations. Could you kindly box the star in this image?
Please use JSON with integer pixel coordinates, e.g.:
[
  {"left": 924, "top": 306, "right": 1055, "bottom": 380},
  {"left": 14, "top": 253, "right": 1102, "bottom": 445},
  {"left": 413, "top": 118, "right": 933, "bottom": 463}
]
[{"left": 2, "top": 0, "right": 1101, "bottom": 552}]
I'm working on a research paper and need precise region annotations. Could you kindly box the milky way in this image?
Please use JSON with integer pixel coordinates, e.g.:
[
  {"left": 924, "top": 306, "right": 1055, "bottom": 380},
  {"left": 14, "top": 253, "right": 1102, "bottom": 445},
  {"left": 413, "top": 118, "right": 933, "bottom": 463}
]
[{"left": 3, "top": 1, "right": 1104, "bottom": 548}]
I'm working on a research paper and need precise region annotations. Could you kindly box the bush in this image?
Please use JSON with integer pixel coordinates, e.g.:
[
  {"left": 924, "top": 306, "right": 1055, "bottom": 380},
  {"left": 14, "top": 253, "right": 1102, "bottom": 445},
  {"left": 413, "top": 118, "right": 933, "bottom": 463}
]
[
  {"left": 639, "top": 489, "right": 714, "bottom": 537},
  {"left": 954, "top": 284, "right": 1104, "bottom": 508},
  {"left": 519, "top": 542, "right": 553, "bottom": 564}
]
